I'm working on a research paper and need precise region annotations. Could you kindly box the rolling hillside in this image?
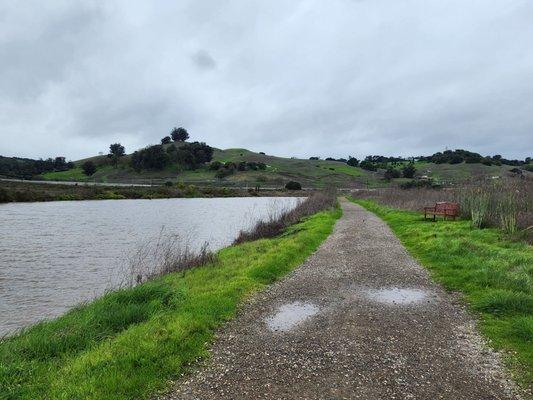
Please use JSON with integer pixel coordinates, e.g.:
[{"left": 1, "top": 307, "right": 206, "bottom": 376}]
[{"left": 38, "top": 146, "right": 531, "bottom": 189}]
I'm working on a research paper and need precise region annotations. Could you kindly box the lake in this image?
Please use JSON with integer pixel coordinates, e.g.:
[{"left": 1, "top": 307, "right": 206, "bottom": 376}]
[{"left": 0, "top": 197, "right": 301, "bottom": 336}]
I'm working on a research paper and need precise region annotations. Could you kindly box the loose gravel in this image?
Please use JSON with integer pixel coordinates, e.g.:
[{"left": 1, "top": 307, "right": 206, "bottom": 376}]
[{"left": 161, "top": 200, "right": 523, "bottom": 400}]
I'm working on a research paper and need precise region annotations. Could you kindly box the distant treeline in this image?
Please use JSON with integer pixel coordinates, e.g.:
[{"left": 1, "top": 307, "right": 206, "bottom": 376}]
[
  {"left": 312, "top": 149, "right": 531, "bottom": 170},
  {"left": 418, "top": 149, "right": 531, "bottom": 166},
  {"left": 0, "top": 156, "right": 73, "bottom": 179}
]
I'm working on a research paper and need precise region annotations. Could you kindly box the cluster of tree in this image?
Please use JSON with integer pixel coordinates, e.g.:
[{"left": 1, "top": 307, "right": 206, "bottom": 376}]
[
  {"left": 131, "top": 142, "right": 213, "bottom": 172},
  {"left": 309, "top": 156, "right": 352, "bottom": 163},
  {"left": 307, "top": 150, "right": 530, "bottom": 170},
  {"left": 0, "top": 156, "right": 74, "bottom": 179},
  {"left": 81, "top": 143, "right": 127, "bottom": 176},
  {"left": 308, "top": 155, "right": 401, "bottom": 169},
  {"left": 210, "top": 160, "right": 267, "bottom": 179},
  {"left": 161, "top": 127, "right": 190, "bottom": 145},
  {"left": 418, "top": 149, "right": 531, "bottom": 166},
  {"left": 383, "top": 163, "right": 416, "bottom": 180}
]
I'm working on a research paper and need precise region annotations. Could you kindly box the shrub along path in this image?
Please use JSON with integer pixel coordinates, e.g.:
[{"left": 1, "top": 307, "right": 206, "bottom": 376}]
[{"left": 163, "top": 199, "right": 522, "bottom": 399}]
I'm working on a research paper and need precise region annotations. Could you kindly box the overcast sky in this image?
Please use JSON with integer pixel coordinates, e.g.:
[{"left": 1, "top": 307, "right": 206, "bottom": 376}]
[{"left": 1, "top": 1, "right": 532, "bottom": 161}]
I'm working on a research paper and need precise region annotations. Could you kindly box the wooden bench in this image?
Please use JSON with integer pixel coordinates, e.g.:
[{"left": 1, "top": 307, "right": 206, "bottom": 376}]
[{"left": 423, "top": 202, "right": 460, "bottom": 220}]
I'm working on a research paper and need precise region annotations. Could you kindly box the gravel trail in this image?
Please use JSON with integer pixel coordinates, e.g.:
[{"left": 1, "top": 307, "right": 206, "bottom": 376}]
[{"left": 163, "top": 199, "right": 522, "bottom": 400}]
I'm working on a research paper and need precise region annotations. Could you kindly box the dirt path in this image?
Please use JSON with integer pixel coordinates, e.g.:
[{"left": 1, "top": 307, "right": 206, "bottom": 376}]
[{"left": 163, "top": 200, "right": 521, "bottom": 400}]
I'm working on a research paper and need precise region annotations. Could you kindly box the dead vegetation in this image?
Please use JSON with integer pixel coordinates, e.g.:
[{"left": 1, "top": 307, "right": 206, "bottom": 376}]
[
  {"left": 351, "top": 177, "right": 532, "bottom": 239},
  {"left": 233, "top": 190, "right": 338, "bottom": 244}
]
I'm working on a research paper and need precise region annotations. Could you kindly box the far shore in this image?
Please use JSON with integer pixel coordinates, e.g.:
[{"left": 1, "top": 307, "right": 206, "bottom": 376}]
[{"left": 0, "top": 179, "right": 311, "bottom": 203}]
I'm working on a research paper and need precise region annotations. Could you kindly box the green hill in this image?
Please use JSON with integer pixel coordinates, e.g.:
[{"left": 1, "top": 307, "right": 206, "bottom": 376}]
[{"left": 38, "top": 145, "right": 531, "bottom": 189}]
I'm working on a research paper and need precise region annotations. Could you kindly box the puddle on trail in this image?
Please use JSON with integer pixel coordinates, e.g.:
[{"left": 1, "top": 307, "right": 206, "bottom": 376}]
[
  {"left": 363, "top": 288, "right": 429, "bottom": 305},
  {"left": 266, "top": 301, "right": 319, "bottom": 332}
]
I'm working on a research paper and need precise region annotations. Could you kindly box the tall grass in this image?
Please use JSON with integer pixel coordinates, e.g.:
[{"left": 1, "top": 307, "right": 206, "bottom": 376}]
[
  {"left": 234, "top": 190, "right": 338, "bottom": 243},
  {"left": 351, "top": 177, "right": 532, "bottom": 238},
  {"left": 124, "top": 231, "right": 217, "bottom": 285}
]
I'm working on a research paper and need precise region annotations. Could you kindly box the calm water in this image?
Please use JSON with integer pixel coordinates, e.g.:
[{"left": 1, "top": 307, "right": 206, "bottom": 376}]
[{"left": 0, "top": 197, "right": 301, "bottom": 336}]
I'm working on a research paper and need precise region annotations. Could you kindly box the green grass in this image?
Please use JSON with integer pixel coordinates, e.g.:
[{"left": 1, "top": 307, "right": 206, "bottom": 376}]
[
  {"left": 350, "top": 199, "right": 533, "bottom": 388},
  {"left": 42, "top": 167, "right": 92, "bottom": 181},
  {"left": 38, "top": 147, "right": 529, "bottom": 189},
  {"left": 0, "top": 207, "right": 341, "bottom": 399}
]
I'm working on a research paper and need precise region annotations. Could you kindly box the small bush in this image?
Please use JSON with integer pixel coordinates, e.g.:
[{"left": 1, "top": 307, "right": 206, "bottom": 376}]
[
  {"left": 384, "top": 167, "right": 401, "bottom": 180},
  {"left": 82, "top": 161, "right": 97, "bottom": 176},
  {"left": 215, "top": 167, "right": 234, "bottom": 179},
  {"left": 208, "top": 161, "right": 222, "bottom": 170},
  {"left": 360, "top": 160, "right": 377, "bottom": 171},
  {"left": 402, "top": 163, "right": 416, "bottom": 178},
  {"left": 285, "top": 181, "right": 302, "bottom": 190},
  {"left": 0, "top": 187, "right": 12, "bottom": 202}
]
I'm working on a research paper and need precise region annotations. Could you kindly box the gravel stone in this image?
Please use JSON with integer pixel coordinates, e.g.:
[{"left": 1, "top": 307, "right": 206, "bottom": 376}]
[{"left": 161, "top": 200, "right": 524, "bottom": 400}]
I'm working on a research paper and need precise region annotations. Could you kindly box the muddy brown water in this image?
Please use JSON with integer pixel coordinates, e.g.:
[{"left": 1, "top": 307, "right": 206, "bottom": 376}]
[{"left": 0, "top": 197, "right": 301, "bottom": 337}]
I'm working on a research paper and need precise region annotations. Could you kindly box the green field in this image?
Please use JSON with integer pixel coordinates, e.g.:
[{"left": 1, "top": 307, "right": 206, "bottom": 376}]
[
  {"left": 0, "top": 207, "right": 341, "bottom": 400},
  {"left": 350, "top": 199, "right": 533, "bottom": 388}
]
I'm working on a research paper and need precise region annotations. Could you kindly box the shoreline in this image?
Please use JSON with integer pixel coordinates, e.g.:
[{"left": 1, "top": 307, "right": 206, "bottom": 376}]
[
  {"left": 0, "top": 180, "right": 309, "bottom": 204},
  {"left": 0, "top": 203, "right": 340, "bottom": 399}
]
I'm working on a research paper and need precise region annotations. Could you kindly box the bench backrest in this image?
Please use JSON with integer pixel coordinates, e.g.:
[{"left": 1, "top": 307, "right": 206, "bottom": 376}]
[{"left": 435, "top": 202, "right": 460, "bottom": 214}]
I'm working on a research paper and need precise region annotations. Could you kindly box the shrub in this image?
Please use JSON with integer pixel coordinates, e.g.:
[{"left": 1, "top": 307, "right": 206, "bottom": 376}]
[
  {"left": 359, "top": 160, "right": 377, "bottom": 171},
  {"left": 347, "top": 157, "right": 359, "bottom": 167},
  {"left": 402, "top": 163, "right": 416, "bottom": 178},
  {"left": 285, "top": 181, "right": 302, "bottom": 190},
  {"left": 208, "top": 161, "right": 222, "bottom": 170},
  {"left": 161, "top": 136, "right": 171, "bottom": 145},
  {"left": 481, "top": 157, "right": 493, "bottom": 166},
  {"left": 82, "top": 161, "right": 97, "bottom": 176},
  {"left": 0, "top": 187, "right": 12, "bottom": 203},
  {"left": 384, "top": 167, "right": 401, "bottom": 180},
  {"left": 164, "top": 181, "right": 173, "bottom": 187},
  {"left": 215, "top": 167, "right": 234, "bottom": 179}
]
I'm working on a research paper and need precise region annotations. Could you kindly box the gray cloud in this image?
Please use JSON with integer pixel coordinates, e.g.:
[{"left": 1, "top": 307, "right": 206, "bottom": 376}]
[
  {"left": 192, "top": 50, "right": 216, "bottom": 70},
  {"left": 0, "top": 0, "right": 532, "bottom": 160}
]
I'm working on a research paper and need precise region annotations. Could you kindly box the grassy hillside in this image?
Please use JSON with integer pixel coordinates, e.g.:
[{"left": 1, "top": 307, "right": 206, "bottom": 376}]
[
  {"left": 41, "top": 147, "right": 375, "bottom": 188},
  {"left": 38, "top": 146, "right": 531, "bottom": 188}
]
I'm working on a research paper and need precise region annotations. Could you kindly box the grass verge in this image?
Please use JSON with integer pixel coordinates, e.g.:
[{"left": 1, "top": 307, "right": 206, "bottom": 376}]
[
  {"left": 350, "top": 198, "right": 533, "bottom": 389},
  {"left": 0, "top": 207, "right": 341, "bottom": 399}
]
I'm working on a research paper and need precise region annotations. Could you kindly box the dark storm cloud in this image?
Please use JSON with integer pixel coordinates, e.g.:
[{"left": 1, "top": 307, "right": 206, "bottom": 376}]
[{"left": 1, "top": 0, "right": 532, "bottom": 160}]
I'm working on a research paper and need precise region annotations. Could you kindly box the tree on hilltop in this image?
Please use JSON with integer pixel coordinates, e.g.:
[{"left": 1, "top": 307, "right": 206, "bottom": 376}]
[
  {"left": 108, "top": 143, "right": 125, "bottom": 168},
  {"left": 171, "top": 127, "right": 189, "bottom": 142}
]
